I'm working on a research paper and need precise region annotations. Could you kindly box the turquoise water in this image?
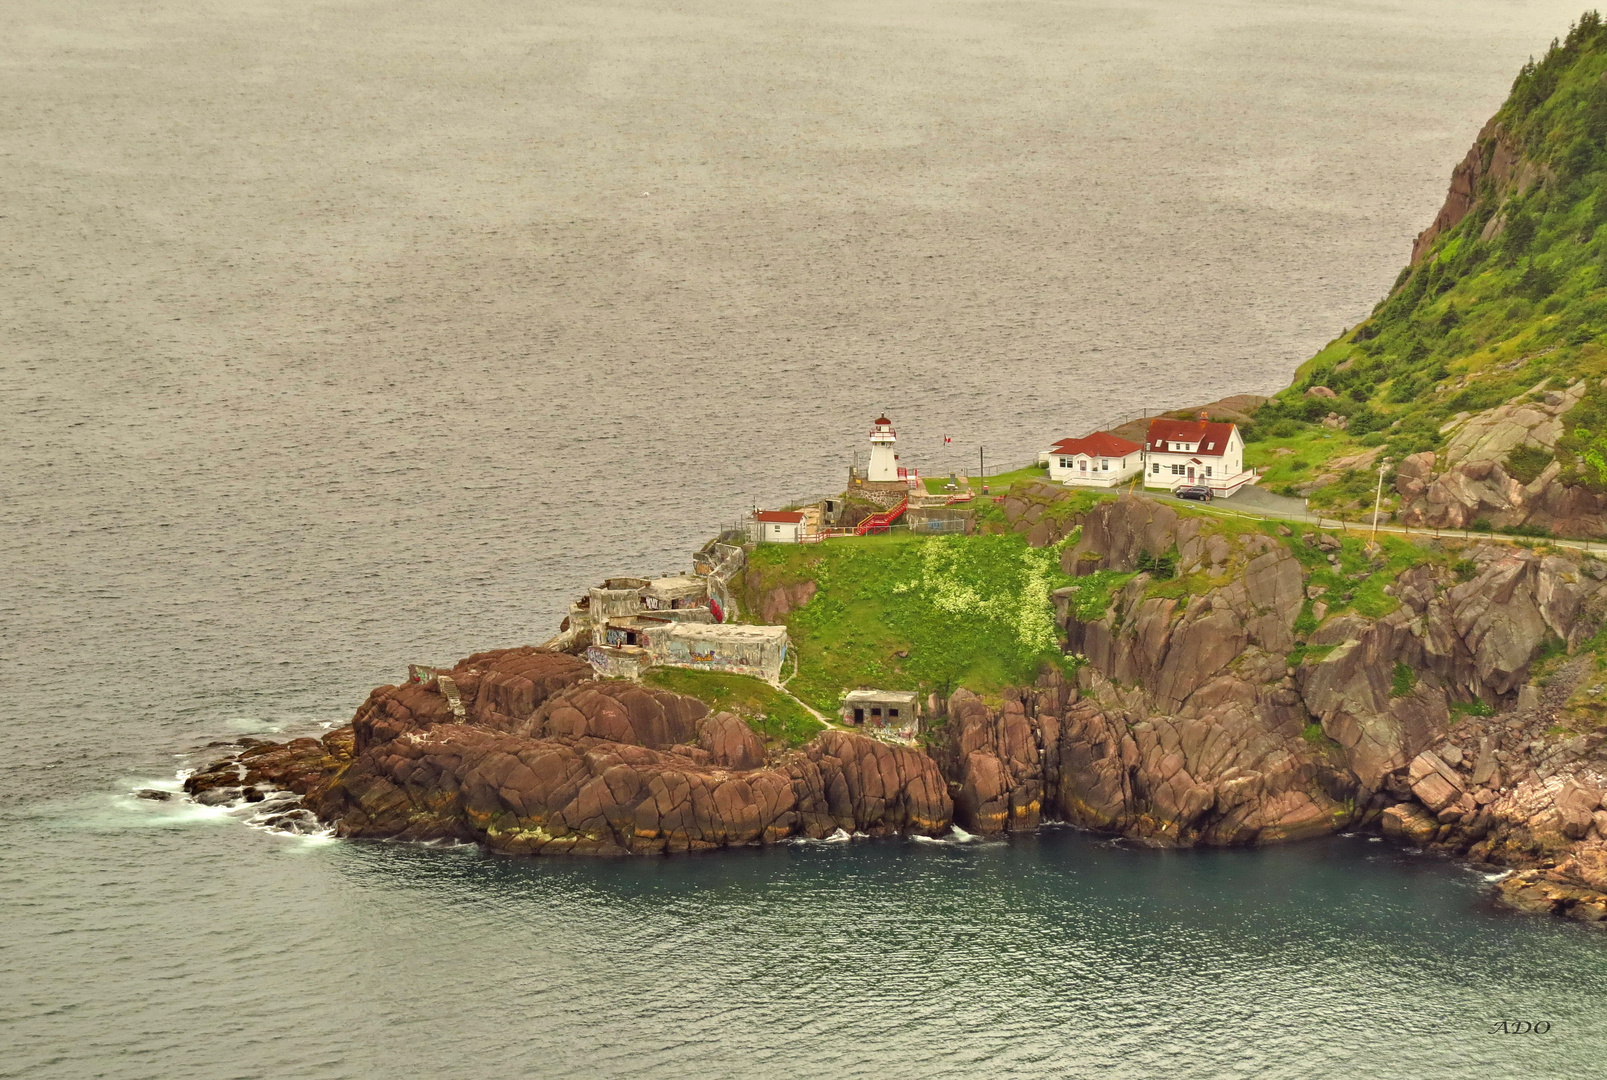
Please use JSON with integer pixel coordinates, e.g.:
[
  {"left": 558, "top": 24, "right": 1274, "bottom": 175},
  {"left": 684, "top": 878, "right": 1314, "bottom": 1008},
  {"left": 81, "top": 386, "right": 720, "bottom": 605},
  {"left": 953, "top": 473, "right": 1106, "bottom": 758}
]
[{"left": 9, "top": 793, "right": 1607, "bottom": 1078}]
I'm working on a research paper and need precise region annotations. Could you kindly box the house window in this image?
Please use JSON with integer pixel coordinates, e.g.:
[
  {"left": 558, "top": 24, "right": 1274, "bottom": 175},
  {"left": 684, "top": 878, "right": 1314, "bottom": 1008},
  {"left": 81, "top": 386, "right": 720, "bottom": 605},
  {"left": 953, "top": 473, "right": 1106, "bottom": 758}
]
[
  {"left": 1205, "top": 466, "right": 1213, "bottom": 477},
  {"left": 774, "top": 524, "right": 782, "bottom": 533},
  {"left": 1171, "top": 464, "right": 1184, "bottom": 475},
  {"left": 1059, "top": 457, "right": 1071, "bottom": 468},
  {"left": 888, "top": 708, "right": 899, "bottom": 718},
  {"left": 1152, "top": 463, "right": 1160, "bottom": 474},
  {"left": 1101, "top": 459, "right": 1109, "bottom": 470}
]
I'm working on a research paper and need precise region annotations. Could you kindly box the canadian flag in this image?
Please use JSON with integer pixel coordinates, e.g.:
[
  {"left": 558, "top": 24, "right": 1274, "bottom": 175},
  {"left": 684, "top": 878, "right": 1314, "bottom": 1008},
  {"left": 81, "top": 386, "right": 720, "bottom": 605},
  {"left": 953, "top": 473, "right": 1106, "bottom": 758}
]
[{"left": 943, "top": 435, "right": 952, "bottom": 445}]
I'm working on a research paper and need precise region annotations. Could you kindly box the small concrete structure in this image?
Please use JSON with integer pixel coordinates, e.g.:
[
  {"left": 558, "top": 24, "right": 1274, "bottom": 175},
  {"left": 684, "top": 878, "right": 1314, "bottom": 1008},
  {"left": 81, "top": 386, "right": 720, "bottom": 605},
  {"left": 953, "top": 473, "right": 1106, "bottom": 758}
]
[
  {"left": 586, "top": 644, "right": 651, "bottom": 680},
  {"left": 841, "top": 689, "right": 919, "bottom": 740},
  {"left": 647, "top": 623, "right": 791, "bottom": 682},
  {"left": 642, "top": 574, "right": 708, "bottom": 610},
  {"left": 905, "top": 506, "right": 974, "bottom": 534},
  {"left": 751, "top": 510, "right": 806, "bottom": 543}
]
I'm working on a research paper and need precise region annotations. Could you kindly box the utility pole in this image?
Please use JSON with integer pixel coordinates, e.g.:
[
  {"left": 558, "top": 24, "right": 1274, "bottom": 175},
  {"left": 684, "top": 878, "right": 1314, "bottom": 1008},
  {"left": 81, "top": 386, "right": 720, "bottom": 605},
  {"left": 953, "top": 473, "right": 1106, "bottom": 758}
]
[{"left": 1370, "top": 457, "right": 1393, "bottom": 546}]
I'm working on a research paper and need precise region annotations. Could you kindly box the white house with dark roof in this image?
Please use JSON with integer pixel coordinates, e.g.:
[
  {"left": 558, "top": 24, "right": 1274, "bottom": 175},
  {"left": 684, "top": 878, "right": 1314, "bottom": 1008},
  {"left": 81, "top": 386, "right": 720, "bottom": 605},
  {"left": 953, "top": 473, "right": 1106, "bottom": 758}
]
[
  {"left": 1045, "top": 431, "right": 1145, "bottom": 487},
  {"left": 1143, "top": 415, "right": 1257, "bottom": 496}
]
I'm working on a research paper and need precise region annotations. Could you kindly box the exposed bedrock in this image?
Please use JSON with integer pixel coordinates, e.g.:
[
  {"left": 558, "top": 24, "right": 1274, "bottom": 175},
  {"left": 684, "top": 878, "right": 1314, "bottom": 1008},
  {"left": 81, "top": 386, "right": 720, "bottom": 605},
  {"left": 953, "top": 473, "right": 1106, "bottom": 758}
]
[
  {"left": 188, "top": 645, "right": 952, "bottom": 855},
  {"left": 1394, "top": 380, "right": 1607, "bottom": 540},
  {"left": 917, "top": 496, "right": 1607, "bottom": 868}
]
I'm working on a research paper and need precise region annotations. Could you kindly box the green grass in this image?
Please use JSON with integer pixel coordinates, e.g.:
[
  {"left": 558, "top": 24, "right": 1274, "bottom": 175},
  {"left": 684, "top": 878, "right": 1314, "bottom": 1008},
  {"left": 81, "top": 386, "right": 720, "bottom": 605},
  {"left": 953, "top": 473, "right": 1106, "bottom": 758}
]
[
  {"left": 1301, "top": 722, "right": 1342, "bottom": 751},
  {"left": 1287, "top": 643, "right": 1339, "bottom": 667},
  {"left": 1067, "top": 569, "right": 1137, "bottom": 621},
  {"left": 737, "top": 531, "right": 1076, "bottom": 712},
  {"left": 1391, "top": 662, "right": 1418, "bottom": 698},
  {"left": 642, "top": 668, "right": 824, "bottom": 747},
  {"left": 1280, "top": 524, "right": 1443, "bottom": 619},
  {"left": 1449, "top": 698, "right": 1495, "bottom": 721},
  {"left": 1244, "top": 427, "right": 1369, "bottom": 490}
]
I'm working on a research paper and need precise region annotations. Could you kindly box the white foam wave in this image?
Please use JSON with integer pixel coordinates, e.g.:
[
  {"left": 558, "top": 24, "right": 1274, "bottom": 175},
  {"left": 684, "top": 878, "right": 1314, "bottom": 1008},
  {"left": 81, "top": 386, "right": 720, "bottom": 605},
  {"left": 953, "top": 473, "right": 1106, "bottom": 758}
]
[
  {"left": 912, "top": 824, "right": 996, "bottom": 846},
  {"left": 787, "top": 828, "right": 855, "bottom": 845}
]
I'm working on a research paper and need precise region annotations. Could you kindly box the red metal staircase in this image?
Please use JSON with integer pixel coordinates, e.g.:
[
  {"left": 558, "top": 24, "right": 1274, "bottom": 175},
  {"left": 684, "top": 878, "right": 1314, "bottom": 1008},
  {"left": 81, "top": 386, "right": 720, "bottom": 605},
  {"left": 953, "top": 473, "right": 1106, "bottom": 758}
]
[{"left": 855, "top": 496, "right": 909, "bottom": 535}]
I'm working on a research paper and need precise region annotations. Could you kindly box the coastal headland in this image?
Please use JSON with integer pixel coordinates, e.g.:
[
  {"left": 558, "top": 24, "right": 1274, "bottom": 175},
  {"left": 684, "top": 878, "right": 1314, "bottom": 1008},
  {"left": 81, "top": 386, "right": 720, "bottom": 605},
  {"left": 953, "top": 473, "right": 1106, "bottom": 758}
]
[{"left": 185, "top": 19, "right": 1607, "bottom": 930}]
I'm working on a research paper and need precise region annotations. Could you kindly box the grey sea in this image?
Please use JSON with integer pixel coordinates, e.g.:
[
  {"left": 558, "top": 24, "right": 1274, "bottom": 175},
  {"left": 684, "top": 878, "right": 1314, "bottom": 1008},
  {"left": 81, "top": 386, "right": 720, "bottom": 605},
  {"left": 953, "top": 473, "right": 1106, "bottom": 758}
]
[{"left": 5, "top": 0, "right": 1607, "bottom": 1076}]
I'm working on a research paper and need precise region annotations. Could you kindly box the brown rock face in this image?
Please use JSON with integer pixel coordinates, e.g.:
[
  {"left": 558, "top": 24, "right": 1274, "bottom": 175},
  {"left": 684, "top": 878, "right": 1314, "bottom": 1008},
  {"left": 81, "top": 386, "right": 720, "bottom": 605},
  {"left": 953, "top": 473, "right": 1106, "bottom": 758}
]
[
  {"left": 190, "top": 645, "right": 952, "bottom": 855},
  {"left": 698, "top": 712, "right": 767, "bottom": 770},
  {"left": 532, "top": 682, "right": 710, "bottom": 747},
  {"left": 750, "top": 579, "right": 817, "bottom": 624},
  {"left": 996, "top": 480, "right": 1083, "bottom": 546},
  {"left": 1409, "top": 117, "right": 1527, "bottom": 264},
  {"left": 1381, "top": 803, "right": 1438, "bottom": 844},
  {"left": 931, "top": 687, "right": 1049, "bottom": 835},
  {"left": 1557, "top": 777, "right": 1604, "bottom": 840},
  {"left": 351, "top": 647, "right": 594, "bottom": 751},
  {"left": 311, "top": 721, "right": 949, "bottom": 854}
]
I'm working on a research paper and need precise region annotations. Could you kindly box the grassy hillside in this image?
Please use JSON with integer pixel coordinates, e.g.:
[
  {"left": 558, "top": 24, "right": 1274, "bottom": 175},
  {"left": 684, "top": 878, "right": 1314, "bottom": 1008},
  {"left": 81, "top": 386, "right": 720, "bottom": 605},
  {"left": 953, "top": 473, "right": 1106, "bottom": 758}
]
[
  {"left": 641, "top": 667, "right": 823, "bottom": 747},
  {"left": 737, "top": 530, "right": 1077, "bottom": 713},
  {"left": 1253, "top": 13, "right": 1607, "bottom": 516}
]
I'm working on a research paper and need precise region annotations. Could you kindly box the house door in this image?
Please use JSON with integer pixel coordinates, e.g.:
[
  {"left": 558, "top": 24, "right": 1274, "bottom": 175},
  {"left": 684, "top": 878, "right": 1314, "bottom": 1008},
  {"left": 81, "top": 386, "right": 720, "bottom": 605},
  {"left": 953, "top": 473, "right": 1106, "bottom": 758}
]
[
  {"left": 853, "top": 708, "right": 864, "bottom": 724},
  {"left": 1186, "top": 466, "right": 1195, "bottom": 480}
]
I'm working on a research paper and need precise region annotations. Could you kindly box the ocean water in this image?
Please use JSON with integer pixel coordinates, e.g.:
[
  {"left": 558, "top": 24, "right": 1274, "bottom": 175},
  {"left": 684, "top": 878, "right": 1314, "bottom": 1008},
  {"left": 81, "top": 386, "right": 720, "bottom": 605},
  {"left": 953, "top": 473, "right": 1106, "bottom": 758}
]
[{"left": 4, "top": 0, "right": 1606, "bottom": 1076}]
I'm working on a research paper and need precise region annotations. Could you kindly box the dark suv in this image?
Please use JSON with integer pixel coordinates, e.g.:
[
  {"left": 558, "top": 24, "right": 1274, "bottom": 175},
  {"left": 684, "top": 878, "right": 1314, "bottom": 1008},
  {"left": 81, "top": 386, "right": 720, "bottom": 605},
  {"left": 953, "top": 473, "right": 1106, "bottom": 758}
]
[{"left": 1175, "top": 485, "right": 1213, "bottom": 502}]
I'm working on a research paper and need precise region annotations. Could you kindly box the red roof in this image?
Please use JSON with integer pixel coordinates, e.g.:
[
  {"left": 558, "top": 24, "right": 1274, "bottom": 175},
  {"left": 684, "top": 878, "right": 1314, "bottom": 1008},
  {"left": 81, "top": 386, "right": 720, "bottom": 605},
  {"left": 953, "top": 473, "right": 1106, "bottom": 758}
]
[
  {"left": 1146, "top": 418, "right": 1237, "bottom": 457},
  {"left": 1049, "top": 431, "right": 1143, "bottom": 458},
  {"left": 755, "top": 510, "right": 805, "bottom": 524},
  {"left": 874, "top": 415, "right": 892, "bottom": 425}
]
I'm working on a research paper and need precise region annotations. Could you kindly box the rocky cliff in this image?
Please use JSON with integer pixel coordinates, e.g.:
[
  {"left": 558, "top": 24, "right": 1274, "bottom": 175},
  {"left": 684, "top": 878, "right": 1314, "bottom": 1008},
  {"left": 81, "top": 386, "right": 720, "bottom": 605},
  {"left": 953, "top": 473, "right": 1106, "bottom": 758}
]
[
  {"left": 187, "top": 646, "right": 951, "bottom": 855},
  {"left": 926, "top": 495, "right": 1607, "bottom": 924}
]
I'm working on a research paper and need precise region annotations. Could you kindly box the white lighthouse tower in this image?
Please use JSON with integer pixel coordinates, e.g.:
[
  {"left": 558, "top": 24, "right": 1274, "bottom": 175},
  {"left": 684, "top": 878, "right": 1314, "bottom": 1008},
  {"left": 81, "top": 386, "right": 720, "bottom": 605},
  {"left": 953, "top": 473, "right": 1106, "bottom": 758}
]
[{"left": 867, "top": 415, "right": 899, "bottom": 482}]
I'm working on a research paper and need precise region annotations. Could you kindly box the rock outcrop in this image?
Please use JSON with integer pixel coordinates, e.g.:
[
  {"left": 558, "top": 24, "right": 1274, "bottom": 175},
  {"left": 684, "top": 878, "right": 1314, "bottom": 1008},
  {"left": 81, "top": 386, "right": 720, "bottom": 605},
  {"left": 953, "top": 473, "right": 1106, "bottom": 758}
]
[
  {"left": 1397, "top": 379, "right": 1607, "bottom": 538},
  {"left": 927, "top": 495, "right": 1607, "bottom": 886},
  {"left": 187, "top": 645, "right": 952, "bottom": 855},
  {"left": 1409, "top": 116, "right": 1532, "bottom": 264}
]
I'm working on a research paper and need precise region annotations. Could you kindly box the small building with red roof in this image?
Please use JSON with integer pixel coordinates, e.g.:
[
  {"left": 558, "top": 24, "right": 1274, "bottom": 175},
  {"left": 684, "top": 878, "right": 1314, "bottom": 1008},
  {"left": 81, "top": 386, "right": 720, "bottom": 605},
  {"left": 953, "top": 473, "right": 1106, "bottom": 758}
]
[
  {"left": 1044, "top": 431, "right": 1145, "bottom": 487},
  {"left": 1144, "top": 414, "right": 1256, "bottom": 496},
  {"left": 750, "top": 509, "right": 807, "bottom": 544}
]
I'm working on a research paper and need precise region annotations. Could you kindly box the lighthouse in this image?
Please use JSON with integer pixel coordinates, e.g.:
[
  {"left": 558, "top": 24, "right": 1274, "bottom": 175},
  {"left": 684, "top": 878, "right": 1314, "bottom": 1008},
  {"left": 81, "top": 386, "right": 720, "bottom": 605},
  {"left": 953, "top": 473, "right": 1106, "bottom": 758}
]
[{"left": 867, "top": 415, "right": 899, "bottom": 482}]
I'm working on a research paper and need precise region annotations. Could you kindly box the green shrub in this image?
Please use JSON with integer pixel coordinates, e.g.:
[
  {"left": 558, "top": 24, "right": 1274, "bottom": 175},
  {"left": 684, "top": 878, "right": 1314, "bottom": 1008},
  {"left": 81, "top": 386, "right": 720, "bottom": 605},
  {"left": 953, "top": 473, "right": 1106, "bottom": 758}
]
[
  {"left": 1504, "top": 444, "right": 1555, "bottom": 483},
  {"left": 1391, "top": 662, "right": 1418, "bottom": 698},
  {"left": 1135, "top": 549, "right": 1177, "bottom": 580}
]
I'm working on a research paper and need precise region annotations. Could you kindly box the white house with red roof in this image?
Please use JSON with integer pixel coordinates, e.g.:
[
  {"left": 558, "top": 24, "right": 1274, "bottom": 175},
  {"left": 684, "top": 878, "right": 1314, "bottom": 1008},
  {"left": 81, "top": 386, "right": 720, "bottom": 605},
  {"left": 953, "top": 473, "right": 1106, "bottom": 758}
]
[
  {"left": 1045, "top": 431, "right": 1145, "bottom": 487},
  {"left": 1143, "top": 415, "right": 1257, "bottom": 496},
  {"left": 750, "top": 509, "right": 805, "bottom": 543}
]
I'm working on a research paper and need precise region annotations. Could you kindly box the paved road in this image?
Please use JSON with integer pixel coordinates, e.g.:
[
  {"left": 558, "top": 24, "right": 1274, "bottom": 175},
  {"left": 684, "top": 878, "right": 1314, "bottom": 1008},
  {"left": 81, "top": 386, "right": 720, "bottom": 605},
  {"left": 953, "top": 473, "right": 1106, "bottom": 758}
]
[{"left": 1148, "top": 488, "right": 1607, "bottom": 557}]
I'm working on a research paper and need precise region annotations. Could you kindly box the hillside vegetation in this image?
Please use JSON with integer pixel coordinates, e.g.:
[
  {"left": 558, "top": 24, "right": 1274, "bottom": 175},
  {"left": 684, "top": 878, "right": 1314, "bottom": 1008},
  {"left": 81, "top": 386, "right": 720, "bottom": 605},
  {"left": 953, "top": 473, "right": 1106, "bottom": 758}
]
[
  {"left": 1251, "top": 13, "right": 1607, "bottom": 521},
  {"left": 737, "top": 531, "right": 1077, "bottom": 713}
]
